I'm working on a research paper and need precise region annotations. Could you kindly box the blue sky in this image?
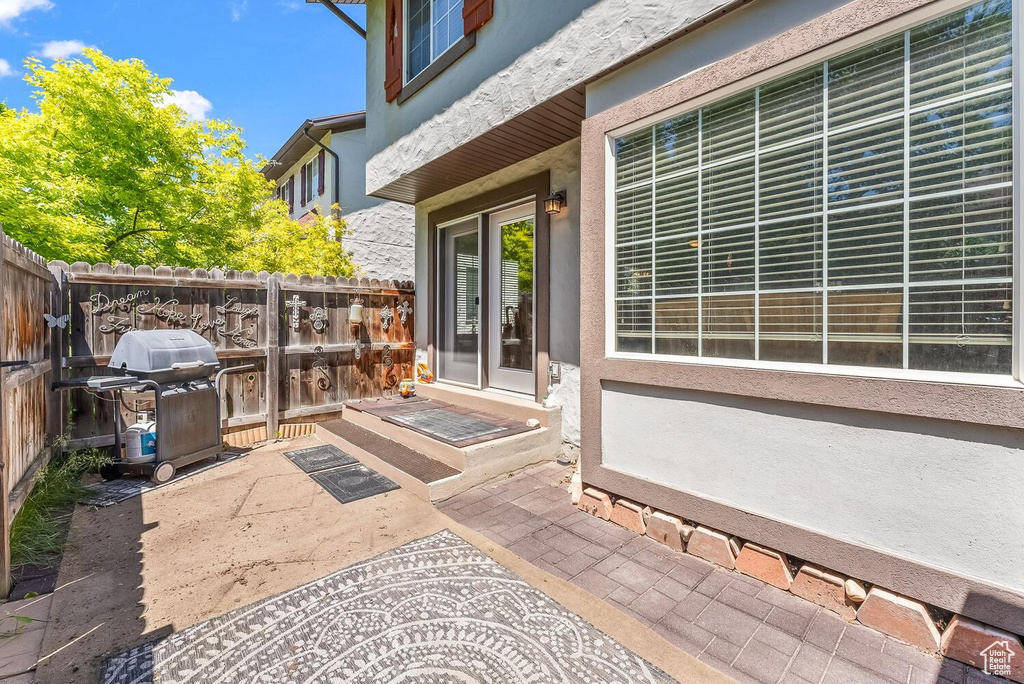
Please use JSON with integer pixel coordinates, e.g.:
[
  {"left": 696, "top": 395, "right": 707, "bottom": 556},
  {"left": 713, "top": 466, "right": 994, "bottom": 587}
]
[{"left": 0, "top": 0, "right": 368, "bottom": 159}]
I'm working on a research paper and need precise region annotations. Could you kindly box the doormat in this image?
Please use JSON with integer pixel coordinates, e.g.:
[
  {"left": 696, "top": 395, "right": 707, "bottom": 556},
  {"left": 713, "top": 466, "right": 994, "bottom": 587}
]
[
  {"left": 310, "top": 463, "right": 399, "bottom": 504},
  {"left": 283, "top": 444, "right": 357, "bottom": 473},
  {"left": 79, "top": 454, "right": 243, "bottom": 508},
  {"left": 389, "top": 407, "right": 507, "bottom": 443},
  {"left": 99, "top": 530, "right": 677, "bottom": 684}
]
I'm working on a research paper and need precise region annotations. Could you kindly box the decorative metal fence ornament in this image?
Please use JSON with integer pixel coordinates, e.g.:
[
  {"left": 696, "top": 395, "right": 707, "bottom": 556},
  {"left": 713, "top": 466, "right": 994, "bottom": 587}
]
[
  {"left": 382, "top": 344, "right": 398, "bottom": 393},
  {"left": 285, "top": 295, "right": 306, "bottom": 331},
  {"left": 397, "top": 301, "right": 412, "bottom": 325},
  {"left": 312, "top": 345, "right": 333, "bottom": 392},
  {"left": 44, "top": 313, "right": 69, "bottom": 329},
  {"left": 353, "top": 341, "right": 362, "bottom": 360},
  {"left": 380, "top": 305, "right": 394, "bottom": 332},
  {"left": 311, "top": 307, "right": 329, "bottom": 333},
  {"left": 90, "top": 292, "right": 259, "bottom": 347}
]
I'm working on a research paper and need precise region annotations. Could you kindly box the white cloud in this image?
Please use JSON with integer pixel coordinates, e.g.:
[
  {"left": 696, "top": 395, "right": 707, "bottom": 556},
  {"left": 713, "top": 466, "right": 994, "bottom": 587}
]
[
  {"left": 39, "top": 39, "right": 87, "bottom": 59},
  {"left": 159, "top": 89, "right": 213, "bottom": 122},
  {"left": 0, "top": 58, "right": 12, "bottom": 77},
  {"left": 230, "top": 0, "right": 247, "bottom": 21},
  {"left": 0, "top": 0, "right": 53, "bottom": 26}
]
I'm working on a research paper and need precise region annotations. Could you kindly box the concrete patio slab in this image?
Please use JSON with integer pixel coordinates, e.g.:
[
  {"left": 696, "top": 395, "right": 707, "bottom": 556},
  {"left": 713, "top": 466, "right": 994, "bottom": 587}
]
[{"left": 34, "top": 437, "right": 732, "bottom": 684}]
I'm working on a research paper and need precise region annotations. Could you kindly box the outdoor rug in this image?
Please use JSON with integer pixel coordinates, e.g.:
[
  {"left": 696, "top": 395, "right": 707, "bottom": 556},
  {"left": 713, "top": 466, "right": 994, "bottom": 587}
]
[
  {"left": 100, "top": 530, "right": 676, "bottom": 684},
  {"left": 283, "top": 444, "right": 358, "bottom": 473},
  {"left": 309, "top": 463, "right": 399, "bottom": 504},
  {"left": 79, "top": 453, "right": 243, "bottom": 507},
  {"left": 346, "top": 397, "right": 539, "bottom": 447}
]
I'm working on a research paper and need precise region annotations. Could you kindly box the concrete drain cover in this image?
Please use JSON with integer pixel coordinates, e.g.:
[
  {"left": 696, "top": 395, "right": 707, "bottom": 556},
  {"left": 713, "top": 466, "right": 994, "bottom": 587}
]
[
  {"left": 100, "top": 530, "right": 677, "bottom": 684},
  {"left": 389, "top": 408, "right": 507, "bottom": 442},
  {"left": 310, "top": 463, "right": 399, "bottom": 504},
  {"left": 283, "top": 444, "right": 357, "bottom": 473}
]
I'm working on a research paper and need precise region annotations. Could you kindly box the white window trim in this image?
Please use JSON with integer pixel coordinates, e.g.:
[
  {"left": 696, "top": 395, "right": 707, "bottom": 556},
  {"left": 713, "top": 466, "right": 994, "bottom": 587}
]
[
  {"left": 403, "top": 0, "right": 463, "bottom": 85},
  {"left": 304, "top": 157, "right": 320, "bottom": 202},
  {"left": 603, "top": 0, "right": 1023, "bottom": 387}
]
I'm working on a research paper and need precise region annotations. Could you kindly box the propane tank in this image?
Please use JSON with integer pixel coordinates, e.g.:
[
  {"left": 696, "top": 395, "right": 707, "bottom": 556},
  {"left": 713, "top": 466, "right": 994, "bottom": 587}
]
[{"left": 125, "top": 413, "right": 157, "bottom": 463}]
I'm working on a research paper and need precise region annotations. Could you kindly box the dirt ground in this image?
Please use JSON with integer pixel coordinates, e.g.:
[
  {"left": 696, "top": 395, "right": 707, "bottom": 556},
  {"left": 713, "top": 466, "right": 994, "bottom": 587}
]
[{"left": 35, "top": 436, "right": 731, "bottom": 683}]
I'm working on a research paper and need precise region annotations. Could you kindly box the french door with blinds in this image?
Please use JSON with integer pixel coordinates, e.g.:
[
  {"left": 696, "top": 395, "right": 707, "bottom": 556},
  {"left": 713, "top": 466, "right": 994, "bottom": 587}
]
[
  {"left": 438, "top": 205, "right": 537, "bottom": 394},
  {"left": 612, "top": 0, "right": 1016, "bottom": 378},
  {"left": 439, "top": 218, "right": 481, "bottom": 386}
]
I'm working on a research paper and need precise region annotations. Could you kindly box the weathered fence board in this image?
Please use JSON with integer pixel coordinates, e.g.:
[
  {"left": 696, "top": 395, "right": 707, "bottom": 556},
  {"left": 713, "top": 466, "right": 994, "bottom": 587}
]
[{"left": 1, "top": 227, "right": 55, "bottom": 595}]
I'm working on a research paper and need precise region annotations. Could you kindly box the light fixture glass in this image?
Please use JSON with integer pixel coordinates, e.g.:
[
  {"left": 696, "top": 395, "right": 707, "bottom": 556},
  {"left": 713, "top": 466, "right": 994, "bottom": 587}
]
[{"left": 545, "top": 190, "right": 566, "bottom": 215}]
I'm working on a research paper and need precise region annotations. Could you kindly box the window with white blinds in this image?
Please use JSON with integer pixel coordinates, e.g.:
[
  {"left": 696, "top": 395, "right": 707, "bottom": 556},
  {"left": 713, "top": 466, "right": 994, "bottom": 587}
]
[{"left": 612, "top": 0, "right": 1015, "bottom": 375}]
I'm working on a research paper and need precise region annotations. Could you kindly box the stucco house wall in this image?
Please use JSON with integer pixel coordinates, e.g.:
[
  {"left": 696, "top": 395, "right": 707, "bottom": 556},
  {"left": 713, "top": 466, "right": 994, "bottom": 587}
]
[
  {"left": 363, "top": 0, "right": 736, "bottom": 196},
  {"left": 578, "top": 0, "right": 1024, "bottom": 634}
]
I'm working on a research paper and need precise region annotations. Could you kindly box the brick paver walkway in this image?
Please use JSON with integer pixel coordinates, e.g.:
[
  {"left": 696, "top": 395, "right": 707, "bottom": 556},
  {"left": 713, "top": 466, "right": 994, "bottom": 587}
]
[{"left": 438, "top": 462, "right": 1004, "bottom": 684}]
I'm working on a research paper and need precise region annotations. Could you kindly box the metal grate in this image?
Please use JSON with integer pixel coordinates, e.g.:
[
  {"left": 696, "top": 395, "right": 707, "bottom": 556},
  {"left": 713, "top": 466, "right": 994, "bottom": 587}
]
[
  {"left": 309, "top": 464, "right": 399, "bottom": 505},
  {"left": 389, "top": 408, "right": 507, "bottom": 443},
  {"left": 283, "top": 445, "right": 357, "bottom": 473}
]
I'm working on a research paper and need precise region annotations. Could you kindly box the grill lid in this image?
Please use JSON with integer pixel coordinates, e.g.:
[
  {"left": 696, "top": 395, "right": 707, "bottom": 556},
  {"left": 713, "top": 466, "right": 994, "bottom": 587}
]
[{"left": 109, "top": 330, "right": 219, "bottom": 380}]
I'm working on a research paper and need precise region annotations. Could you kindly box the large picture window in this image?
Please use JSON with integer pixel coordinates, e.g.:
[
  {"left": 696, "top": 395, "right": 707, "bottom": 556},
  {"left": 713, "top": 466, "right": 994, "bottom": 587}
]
[{"left": 612, "top": 0, "right": 1015, "bottom": 376}]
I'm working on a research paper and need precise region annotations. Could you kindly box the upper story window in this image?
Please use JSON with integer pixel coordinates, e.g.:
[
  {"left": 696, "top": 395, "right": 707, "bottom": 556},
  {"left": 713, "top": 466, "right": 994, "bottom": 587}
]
[
  {"left": 304, "top": 157, "right": 320, "bottom": 202},
  {"left": 611, "top": 0, "right": 1015, "bottom": 378},
  {"left": 406, "top": 0, "right": 464, "bottom": 82}
]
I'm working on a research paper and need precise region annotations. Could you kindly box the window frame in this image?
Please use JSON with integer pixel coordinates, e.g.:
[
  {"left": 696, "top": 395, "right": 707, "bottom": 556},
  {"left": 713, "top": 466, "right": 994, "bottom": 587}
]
[
  {"left": 304, "top": 157, "right": 319, "bottom": 203},
  {"left": 603, "top": 0, "right": 1023, "bottom": 387},
  {"left": 403, "top": 0, "right": 465, "bottom": 85}
]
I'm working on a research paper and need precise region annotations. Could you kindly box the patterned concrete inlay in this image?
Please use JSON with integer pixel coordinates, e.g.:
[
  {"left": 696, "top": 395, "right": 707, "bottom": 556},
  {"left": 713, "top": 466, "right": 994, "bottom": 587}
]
[
  {"left": 283, "top": 444, "right": 357, "bottom": 473},
  {"left": 309, "top": 463, "right": 399, "bottom": 504},
  {"left": 80, "top": 454, "right": 243, "bottom": 507},
  {"left": 440, "top": 463, "right": 1007, "bottom": 684},
  {"left": 100, "top": 530, "right": 676, "bottom": 684},
  {"left": 389, "top": 407, "right": 507, "bottom": 442}
]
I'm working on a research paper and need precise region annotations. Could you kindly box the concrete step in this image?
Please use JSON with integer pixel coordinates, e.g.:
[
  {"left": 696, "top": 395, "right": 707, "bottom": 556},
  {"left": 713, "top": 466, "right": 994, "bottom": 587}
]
[
  {"left": 317, "top": 419, "right": 464, "bottom": 501},
  {"left": 329, "top": 395, "right": 562, "bottom": 500}
]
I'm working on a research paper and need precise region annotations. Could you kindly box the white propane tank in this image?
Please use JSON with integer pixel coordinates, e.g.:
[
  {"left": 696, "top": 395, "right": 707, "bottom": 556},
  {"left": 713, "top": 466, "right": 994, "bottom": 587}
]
[{"left": 125, "top": 413, "right": 157, "bottom": 463}]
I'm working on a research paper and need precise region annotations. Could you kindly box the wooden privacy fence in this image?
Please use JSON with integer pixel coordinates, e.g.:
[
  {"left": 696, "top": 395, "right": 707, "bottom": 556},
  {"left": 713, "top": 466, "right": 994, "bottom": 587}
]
[
  {"left": 54, "top": 262, "right": 416, "bottom": 447},
  {"left": 0, "top": 227, "right": 58, "bottom": 595},
  {"left": 0, "top": 223, "right": 415, "bottom": 593}
]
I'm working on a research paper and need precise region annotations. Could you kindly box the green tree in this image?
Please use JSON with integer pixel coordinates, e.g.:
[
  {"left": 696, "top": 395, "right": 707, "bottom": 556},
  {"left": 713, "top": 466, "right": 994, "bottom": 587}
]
[{"left": 0, "top": 49, "right": 353, "bottom": 275}]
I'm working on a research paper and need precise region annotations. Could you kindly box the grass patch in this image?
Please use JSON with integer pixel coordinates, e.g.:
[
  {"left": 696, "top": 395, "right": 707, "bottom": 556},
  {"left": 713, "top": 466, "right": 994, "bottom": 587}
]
[{"left": 10, "top": 449, "right": 111, "bottom": 569}]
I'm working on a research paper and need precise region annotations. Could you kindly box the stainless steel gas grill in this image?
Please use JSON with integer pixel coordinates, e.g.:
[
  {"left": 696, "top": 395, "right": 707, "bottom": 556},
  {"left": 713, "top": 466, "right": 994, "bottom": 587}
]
[{"left": 53, "top": 330, "right": 253, "bottom": 484}]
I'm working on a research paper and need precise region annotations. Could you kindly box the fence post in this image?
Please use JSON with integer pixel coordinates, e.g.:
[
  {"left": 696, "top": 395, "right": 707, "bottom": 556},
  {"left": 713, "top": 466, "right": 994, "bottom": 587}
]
[
  {"left": 0, "top": 226, "right": 11, "bottom": 597},
  {"left": 265, "top": 276, "right": 280, "bottom": 440},
  {"left": 46, "top": 262, "right": 67, "bottom": 442}
]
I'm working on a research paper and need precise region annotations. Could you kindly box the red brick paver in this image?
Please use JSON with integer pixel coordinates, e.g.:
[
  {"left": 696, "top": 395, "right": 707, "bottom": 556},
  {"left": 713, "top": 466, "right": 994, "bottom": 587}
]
[{"left": 438, "top": 463, "right": 1011, "bottom": 684}]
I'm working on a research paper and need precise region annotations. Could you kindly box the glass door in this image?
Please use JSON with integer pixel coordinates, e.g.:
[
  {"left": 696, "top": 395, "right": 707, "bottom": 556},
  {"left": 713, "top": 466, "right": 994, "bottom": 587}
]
[
  {"left": 439, "top": 218, "right": 480, "bottom": 386},
  {"left": 488, "top": 204, "right": 535, "bottom": 395}
]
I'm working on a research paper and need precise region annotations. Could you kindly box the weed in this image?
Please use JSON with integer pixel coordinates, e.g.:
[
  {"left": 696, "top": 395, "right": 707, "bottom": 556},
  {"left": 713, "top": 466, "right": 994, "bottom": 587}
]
[{"left": 9, "top": 449, "right": 111, "bottom": 568}]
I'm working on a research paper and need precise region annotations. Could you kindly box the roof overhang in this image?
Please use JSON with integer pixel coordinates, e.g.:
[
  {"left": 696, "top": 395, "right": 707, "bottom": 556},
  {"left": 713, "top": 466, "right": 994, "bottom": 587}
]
[
  {"left": 262, "top": 111, "right": 367, "bottom": 182},
  {"left": 371, "top": 87, "right": 586, "bottom": 205}
]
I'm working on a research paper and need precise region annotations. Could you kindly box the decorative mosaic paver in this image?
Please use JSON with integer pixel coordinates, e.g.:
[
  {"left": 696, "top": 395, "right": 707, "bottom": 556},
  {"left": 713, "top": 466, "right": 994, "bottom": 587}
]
[
  {"left": 309, "top": 463, "right": 399, "bottom": 504},
  {"left": 389, "top": 407, "right": 508, "bottom": 442},
  {"left": 283, "top": 444, "right": 358, "bottom": 473},
  {"left": 100, "top": 530, "right": 676, "bottom": 684},
  {"left": 79, "top": 454, "right": 243, "bottom": 507}
]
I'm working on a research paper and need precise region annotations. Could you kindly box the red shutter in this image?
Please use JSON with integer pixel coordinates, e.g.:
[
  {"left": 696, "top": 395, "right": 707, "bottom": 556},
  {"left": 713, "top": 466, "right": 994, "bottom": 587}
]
[
  {"left": 288, "top": 175, "right": 295, "bottom": 214},
  {"left": 463, "top": 0, "right": 493, "bottom": 34},
  {"left": 384, "top": 0, "right": 403, "bottom": 102},
  {"left": 300, "top": 163, "right": 307, "bottom": 207},
  {"left": 317, "top": 150, "right": 326, "bottom": 196}
]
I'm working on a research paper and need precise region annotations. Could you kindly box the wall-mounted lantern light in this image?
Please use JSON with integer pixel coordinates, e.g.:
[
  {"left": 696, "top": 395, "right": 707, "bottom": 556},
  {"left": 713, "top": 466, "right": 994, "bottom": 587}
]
[{"left": 545, "top": 190, "right": 566, "bottom": 215}]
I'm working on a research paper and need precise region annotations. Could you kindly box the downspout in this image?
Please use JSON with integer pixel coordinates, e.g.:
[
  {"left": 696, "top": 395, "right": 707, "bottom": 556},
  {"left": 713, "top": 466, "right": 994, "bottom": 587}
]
[
  {"left": 316, "top": 0, "right": 366, "bottom": 39},
  {"left": 302, "top": 124, "right": 342, "bottom": 233}
]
